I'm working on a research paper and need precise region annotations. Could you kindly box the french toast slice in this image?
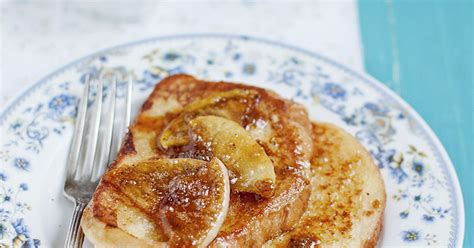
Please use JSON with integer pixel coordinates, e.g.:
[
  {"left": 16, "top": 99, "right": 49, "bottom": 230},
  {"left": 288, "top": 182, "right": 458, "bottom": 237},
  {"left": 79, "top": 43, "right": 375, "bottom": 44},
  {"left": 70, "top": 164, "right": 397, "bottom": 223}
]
[
  {"left": 266, "top": 123, "right": 386, "bottom": 248},
  {"left": 81, "top": 74, "right": 313, "bottom": 247}
]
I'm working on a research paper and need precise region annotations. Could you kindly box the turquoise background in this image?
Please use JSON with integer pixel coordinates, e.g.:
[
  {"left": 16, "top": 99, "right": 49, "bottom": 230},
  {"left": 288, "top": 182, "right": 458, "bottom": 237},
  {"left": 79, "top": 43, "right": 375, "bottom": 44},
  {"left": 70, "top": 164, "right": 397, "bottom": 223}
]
[{"left": 358, "top": 0, "right": 472, "bottom": 247}]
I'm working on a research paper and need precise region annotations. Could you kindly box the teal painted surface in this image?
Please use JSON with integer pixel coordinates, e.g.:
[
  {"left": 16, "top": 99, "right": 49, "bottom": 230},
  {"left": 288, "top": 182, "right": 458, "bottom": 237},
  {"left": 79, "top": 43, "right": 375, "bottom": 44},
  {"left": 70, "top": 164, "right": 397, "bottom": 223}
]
[{"left": 358, "top": 0, "right": 473, "bottom": 247}]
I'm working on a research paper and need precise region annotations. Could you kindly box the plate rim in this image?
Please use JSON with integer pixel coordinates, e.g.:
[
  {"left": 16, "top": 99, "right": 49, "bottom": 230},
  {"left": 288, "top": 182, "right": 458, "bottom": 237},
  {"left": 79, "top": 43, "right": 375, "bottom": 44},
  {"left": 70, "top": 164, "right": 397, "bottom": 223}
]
[{"left": 0, "top": 33, "right": 465, "bottom": 247}]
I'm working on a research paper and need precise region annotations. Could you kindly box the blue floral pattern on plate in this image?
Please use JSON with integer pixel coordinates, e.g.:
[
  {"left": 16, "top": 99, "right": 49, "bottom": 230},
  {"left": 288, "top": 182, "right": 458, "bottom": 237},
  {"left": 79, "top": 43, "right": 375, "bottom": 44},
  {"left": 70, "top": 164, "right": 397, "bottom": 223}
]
[{"left": 0, "top": 35, "right": 464, "bottom": 247}]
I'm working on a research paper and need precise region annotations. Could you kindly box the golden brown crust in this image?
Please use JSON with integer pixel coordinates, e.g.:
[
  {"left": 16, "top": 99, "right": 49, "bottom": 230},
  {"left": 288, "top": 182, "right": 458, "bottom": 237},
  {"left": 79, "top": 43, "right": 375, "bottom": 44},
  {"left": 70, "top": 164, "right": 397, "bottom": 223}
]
[
  {"left": 363, "top": 211, "right": 384, "bottom": 248},
  {"left": 211, "top": 178, "right": 310, "bottom": 247}
]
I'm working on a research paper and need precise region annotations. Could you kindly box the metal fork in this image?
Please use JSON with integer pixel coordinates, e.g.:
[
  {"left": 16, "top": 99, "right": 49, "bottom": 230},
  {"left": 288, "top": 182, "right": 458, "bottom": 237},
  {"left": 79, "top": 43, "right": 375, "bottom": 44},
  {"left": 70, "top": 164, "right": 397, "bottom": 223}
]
[{"left": 63, "top": 75, "right": 132, "bottom": 248}]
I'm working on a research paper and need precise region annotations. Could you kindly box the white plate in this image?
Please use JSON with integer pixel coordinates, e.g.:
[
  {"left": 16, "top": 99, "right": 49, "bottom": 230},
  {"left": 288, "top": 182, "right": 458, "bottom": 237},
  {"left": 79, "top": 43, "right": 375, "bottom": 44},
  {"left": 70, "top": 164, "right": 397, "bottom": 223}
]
[{"left": 0, "top": 34, "right": 464, "bottom": 247}]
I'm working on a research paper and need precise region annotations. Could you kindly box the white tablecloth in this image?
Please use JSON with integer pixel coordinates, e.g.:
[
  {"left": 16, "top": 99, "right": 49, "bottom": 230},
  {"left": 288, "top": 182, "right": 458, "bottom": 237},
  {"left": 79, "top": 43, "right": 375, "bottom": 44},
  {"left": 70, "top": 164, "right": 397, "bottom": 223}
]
[{"left": 0, "top": 0, "right": 363, "bottom": 106}]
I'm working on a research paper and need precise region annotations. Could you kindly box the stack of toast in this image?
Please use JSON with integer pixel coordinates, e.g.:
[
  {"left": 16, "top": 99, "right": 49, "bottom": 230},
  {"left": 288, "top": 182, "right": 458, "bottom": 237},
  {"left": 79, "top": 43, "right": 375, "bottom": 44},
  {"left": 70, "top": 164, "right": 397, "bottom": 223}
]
[{"left": 81, "top": 74, "right": 386, "bottom": 247}]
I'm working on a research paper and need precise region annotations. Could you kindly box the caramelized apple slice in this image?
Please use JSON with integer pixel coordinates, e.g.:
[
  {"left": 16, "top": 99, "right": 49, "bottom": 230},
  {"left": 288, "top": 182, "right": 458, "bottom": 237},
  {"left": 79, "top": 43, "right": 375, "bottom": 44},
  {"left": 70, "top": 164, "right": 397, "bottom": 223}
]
[
  {"left": 160, "top": 89, "right": 259, "bottom": 149},
  {"left": 97, "top": 158, "right": 230, "bottom": 246},
  {"left": 103, "top": 159, "right": 206, "bottom": 211},
  {"left": 159, "top": 158, "right": 230, "bottom": 247},
  {"left": 190, "top": 116, "right": 276, "bottom": 197}
]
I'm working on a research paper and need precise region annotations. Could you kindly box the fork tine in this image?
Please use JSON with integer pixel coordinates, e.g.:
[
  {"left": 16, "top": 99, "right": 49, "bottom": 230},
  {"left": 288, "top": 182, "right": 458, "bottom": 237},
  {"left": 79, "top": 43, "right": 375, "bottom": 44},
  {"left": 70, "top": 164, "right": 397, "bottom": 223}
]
[
  {"left": 125, "top": 76, "right": 133, "bottom": 127},
  {"left": 92, "top": 77, "right": 117, "bottom": 179},
  {"left": 66, "top": 75, "right": 91, "bottom": 179},
  {"left": 78, "top": 79, "right": 103, "bottom": 181},
  {"left": 108, "top": 76, "right": 133, "bottom": 162}
]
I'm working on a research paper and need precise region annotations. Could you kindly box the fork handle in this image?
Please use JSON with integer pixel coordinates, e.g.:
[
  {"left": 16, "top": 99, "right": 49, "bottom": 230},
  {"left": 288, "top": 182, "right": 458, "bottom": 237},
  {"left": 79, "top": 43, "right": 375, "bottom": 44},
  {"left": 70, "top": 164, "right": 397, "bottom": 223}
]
[{"left": 65, "top": 201, "right": 87, "bottom": 248}]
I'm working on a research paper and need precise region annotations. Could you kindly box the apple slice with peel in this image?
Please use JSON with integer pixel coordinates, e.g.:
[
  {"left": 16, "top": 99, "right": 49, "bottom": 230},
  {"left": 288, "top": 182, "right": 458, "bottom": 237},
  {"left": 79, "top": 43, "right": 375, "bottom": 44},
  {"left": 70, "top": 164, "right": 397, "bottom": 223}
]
[
  {"left": 93, "top": 158, "right": 230, "bottom": 247},
  {"left": 189, "top": 116, "right": 276, "bottom": 197},
  {"left": 159, "top": 157, "right": 230, "bottom": 247}
]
